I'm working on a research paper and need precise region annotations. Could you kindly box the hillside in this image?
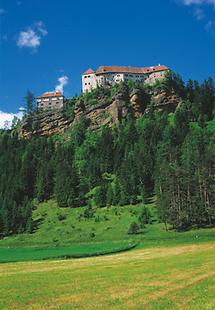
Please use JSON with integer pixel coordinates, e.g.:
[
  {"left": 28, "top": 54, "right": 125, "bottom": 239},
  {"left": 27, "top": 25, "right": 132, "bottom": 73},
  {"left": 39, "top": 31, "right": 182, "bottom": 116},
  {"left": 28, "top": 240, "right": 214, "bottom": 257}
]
[
  {"left": 0, "top": 74, "right": 215, "bottom": 309},
  {"left": 1, "top": 199, "right": 215, "bottom": 263},
  {"left": 0, "top": 73, "right": 215, "bottom": 241}
]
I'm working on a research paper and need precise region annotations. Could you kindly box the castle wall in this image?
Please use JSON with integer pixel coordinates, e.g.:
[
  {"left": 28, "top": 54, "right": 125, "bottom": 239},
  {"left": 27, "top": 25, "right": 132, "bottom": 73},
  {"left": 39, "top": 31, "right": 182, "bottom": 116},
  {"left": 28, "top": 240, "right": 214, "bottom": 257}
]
[
  {"left": 82, "top": 66, "right": 168, "bottom": 92},
  {"left": 82, "top": 73, "right": 97, "bottom": 92},
  {"left": 37, "top": 96, "right": 64, "bottom": 111}
]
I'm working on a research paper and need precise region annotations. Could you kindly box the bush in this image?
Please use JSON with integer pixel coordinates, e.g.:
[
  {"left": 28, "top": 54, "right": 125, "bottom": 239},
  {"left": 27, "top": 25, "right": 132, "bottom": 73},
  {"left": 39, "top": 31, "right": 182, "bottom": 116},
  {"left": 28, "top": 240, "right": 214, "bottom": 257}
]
[
  {"left": 138, "top": 207, "right": 152, "bottom": 227},
  {"left": 57, "top": 213, "right": 67, "bottom": 221},
  {"left": 95, "top": 216, "right": 100, "bottom": 222},
  {"left": 128, "top": 222, "right": 139, "bottom": 235},
  {"left": 90, "top": 232, "right": 96, "bottom": 238},
  {"left": 83, "top": 206, "right": 94, "bottom": 219}
]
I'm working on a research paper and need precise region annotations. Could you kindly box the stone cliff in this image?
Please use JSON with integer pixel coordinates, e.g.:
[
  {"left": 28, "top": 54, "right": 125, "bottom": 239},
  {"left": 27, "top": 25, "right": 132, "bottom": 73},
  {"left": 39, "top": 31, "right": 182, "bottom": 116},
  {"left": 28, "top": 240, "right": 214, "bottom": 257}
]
[
  {"left": 19, "top": 87, "right": 182, "bottom": 138},
  {"left": 19, "top": 111, "right": 73, "bottom": 139}
]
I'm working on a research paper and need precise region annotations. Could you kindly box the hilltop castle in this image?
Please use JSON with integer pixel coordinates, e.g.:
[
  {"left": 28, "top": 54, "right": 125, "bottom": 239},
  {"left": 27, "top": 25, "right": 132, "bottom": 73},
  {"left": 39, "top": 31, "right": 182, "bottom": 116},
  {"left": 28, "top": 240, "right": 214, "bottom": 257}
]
[
  {"left": 36, "top": 92, "right": 64, "bottom": 111},
  {"left": 36, "top": 64, "right": 169, "bottom": 111},
  {"left": 82, "top": 65, "right": 169, "bottom": 93}
]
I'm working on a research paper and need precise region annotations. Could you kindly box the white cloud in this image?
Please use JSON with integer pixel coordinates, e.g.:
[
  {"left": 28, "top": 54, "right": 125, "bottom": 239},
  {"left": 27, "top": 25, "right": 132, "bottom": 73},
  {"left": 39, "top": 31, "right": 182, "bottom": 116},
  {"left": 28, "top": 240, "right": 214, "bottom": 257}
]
[
  {"left": 17, "top": 22, "right": 48, "bottom": 50},
  {"left": 205, "top": 19, "right": 213, "bottom": 29},
  {"left": 182, "top": 0, "right": 215, "bottom": 6},
  {"left": 35, "top": 21, "right": 48, "bottom": 36},
  {"left": 17, "top": 29, "right": 40, "bottom": 48},
  {"left": 179, "top": 0, "right": 215, "bottom": 35},
  {"left": 194, "top": 7, "right": 205, "bottom": 19},
  {"left": 204, "top": 20, "right": 215, "bottom": 34},
  {"left": 0, "top": 109, "right": 24, "bottom": 129},
  {"left": 55, "top": 76, "right": 69, "bottom": 93}
]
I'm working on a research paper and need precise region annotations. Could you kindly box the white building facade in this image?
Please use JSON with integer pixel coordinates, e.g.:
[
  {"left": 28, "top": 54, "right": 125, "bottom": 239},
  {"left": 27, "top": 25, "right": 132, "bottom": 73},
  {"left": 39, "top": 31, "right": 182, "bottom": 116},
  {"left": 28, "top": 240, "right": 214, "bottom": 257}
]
[
  {"left": 82, "top": 65, "right": 169, "bottom": 93},
  {"left": 36, "top": 92, "right": 64, "bottom": 111}
]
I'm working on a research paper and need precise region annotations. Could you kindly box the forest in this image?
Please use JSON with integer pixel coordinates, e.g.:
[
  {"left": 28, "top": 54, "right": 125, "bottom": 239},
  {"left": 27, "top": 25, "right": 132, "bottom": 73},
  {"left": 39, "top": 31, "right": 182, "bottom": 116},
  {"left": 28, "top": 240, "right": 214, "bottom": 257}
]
[{"left": 0, "top": 74, "right": 214, "bottom": 236}]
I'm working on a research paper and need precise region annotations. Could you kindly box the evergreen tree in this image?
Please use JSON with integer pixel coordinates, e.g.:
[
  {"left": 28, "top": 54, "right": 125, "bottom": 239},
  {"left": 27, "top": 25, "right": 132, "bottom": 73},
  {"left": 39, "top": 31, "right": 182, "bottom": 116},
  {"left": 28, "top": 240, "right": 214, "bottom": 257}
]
[{"left": 24, "top": 90, "right": 35, "bottom": 114}]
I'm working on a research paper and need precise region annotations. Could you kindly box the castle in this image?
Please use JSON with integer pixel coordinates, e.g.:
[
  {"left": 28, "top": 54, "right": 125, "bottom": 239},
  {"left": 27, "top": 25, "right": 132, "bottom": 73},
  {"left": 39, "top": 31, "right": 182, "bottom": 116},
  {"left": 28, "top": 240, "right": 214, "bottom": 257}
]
[
  {"left": 82, "top": 65, "right": 169, "bottom": 93},
  {"left": 36, "top": 64, "right": 169, "bottom": 111},
  {"left": 36, "top": 92, "right": 64, "bottom": 111}
]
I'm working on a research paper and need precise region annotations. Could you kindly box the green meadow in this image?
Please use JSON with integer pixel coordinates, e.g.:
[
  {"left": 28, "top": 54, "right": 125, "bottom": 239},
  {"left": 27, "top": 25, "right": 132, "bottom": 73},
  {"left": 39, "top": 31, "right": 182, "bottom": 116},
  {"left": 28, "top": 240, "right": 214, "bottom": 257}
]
[
  {"left": 1, "top": 199, "right": 215, "bottom": 263},
  {"left": 1, "top": 200, "right": 215, "bottom": 309},
  {"left": 1, "top": 242, "right": 215, "bottom": 309}
]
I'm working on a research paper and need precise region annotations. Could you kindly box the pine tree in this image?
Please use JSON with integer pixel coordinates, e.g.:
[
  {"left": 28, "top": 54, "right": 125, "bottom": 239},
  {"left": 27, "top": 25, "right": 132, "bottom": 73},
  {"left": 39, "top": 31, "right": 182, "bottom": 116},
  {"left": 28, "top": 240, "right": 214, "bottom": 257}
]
[
  {"left": 24, "top": 90, "right": 35, "bottom": 114},
  {"left": 35, "top": 162, "right": 53, "bottom": 202}
]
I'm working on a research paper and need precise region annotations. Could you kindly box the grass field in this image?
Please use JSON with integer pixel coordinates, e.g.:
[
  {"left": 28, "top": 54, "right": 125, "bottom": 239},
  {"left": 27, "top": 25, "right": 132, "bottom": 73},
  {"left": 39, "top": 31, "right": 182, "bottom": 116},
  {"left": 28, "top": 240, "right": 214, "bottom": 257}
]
[
  {"left": 1, "top": 200, "right": 215, "bottom": 308},
  {"left": 0, "top": 241, "right": 137, "bottom": 263},
  {"left": 1, "top": 242, "right": 215, "bottom": 309}
]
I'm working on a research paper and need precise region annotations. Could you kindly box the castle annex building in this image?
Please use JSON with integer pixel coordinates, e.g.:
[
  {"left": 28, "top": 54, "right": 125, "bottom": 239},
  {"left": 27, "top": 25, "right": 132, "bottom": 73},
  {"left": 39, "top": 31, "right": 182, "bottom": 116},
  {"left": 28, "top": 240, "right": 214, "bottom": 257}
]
[
  {"left": 36, "top": 92, "right": 64, "bottom": 111},
  {"left": 82, "top": 65, "right": 169, "bottom": 93}
]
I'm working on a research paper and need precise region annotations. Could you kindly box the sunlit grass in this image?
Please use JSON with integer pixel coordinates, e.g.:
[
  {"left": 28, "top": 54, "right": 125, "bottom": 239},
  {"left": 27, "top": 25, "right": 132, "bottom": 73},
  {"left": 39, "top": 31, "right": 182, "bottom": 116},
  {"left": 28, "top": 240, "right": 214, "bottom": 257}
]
[{"left": 1, "top": 242, "right": 215, "bottom": 309}]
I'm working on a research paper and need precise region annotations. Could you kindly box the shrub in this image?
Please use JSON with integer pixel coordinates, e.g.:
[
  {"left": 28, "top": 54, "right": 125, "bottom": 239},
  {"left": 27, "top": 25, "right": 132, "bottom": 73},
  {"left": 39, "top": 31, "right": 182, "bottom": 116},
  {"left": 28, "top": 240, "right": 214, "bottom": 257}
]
[
  {"left": 57, "top": 213, "right": 67, "bottom": 221},
  {"left": 90, "top": 232, "right": 96, "bottom": 238},
  {"left": 138, "top": 207, "right": 152, "bottom": 228},
  {"left": 104, "top": 215, "right": 109, "bottom": 221},
  {"left": 95, "top": 216, "right": 100, "bottom": 222},
  {"left": 83, "top": 206, "right": 94, "bottom": 219},
  {"left": 128, "top": 222, "right": 139, "bottom": 235}
]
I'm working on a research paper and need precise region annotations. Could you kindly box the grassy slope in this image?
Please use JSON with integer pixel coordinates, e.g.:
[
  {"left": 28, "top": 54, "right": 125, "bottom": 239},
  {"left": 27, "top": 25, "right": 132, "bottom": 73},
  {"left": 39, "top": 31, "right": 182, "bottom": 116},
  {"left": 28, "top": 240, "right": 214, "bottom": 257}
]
[
  {"left": 1, "top": 199, "right": 215, "bottom": 262},
  {"left": 1, "top": 242, "right": 215, "bottom": 309}
]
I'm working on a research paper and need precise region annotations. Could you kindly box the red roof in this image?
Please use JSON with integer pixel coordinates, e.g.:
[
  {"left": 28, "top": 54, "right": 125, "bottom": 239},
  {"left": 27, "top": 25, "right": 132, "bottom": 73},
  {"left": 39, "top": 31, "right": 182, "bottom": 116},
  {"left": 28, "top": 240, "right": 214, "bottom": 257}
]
[
  {"left": 36, "top": 92, "right": 63, "bottom": 99},
  {"left": 83, "top": 68, "right": 94, "bottom": 75},
  {"left": 95, "top": 65, "right": 168, "bottom": 75}
]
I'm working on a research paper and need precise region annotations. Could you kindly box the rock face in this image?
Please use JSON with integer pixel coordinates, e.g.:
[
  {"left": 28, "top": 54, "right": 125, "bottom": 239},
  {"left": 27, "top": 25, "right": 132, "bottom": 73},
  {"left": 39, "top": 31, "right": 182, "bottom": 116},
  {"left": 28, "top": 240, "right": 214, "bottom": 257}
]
[
  {"left": 130, "top": 89, "right": 148, "bottom": 117},
  {"left": 151, "top": 89, "right": 181, "bottom": 112},
  {"left": 75, "top": 93, "right": 130, "bottom": 130},
  {"left": 19, "top": 87, "right": 182, "bottom": 138},
  {"left": 19, "top": 110, "right": 73, "bottom": 139}
]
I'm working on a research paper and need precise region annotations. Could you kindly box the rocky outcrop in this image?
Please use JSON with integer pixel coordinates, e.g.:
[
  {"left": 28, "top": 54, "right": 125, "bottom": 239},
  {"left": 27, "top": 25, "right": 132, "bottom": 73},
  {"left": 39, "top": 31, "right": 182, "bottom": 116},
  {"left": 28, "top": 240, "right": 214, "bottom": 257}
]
[
  {"left": 74, "top": 92, "right": 130, "bottom": 129},
  {"left": 130, "top": 89, "right": 149, "bottom": 117},
  {"left": 19, "top": 87, "right": 182, "bottom": 139},
  {"left": 19, "top": 110, "right": 73, "bottom": 139},
  {"left": 151, "top": 88, "right": 181, "bottom": 112}
]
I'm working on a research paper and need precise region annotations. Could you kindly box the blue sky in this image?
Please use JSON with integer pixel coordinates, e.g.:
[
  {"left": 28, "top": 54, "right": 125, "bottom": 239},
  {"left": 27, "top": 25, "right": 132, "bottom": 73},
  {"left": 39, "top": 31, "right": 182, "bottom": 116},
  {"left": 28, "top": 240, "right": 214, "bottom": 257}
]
[{"left": 0, "top": 0, "right": 215, "bottom": 121}]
